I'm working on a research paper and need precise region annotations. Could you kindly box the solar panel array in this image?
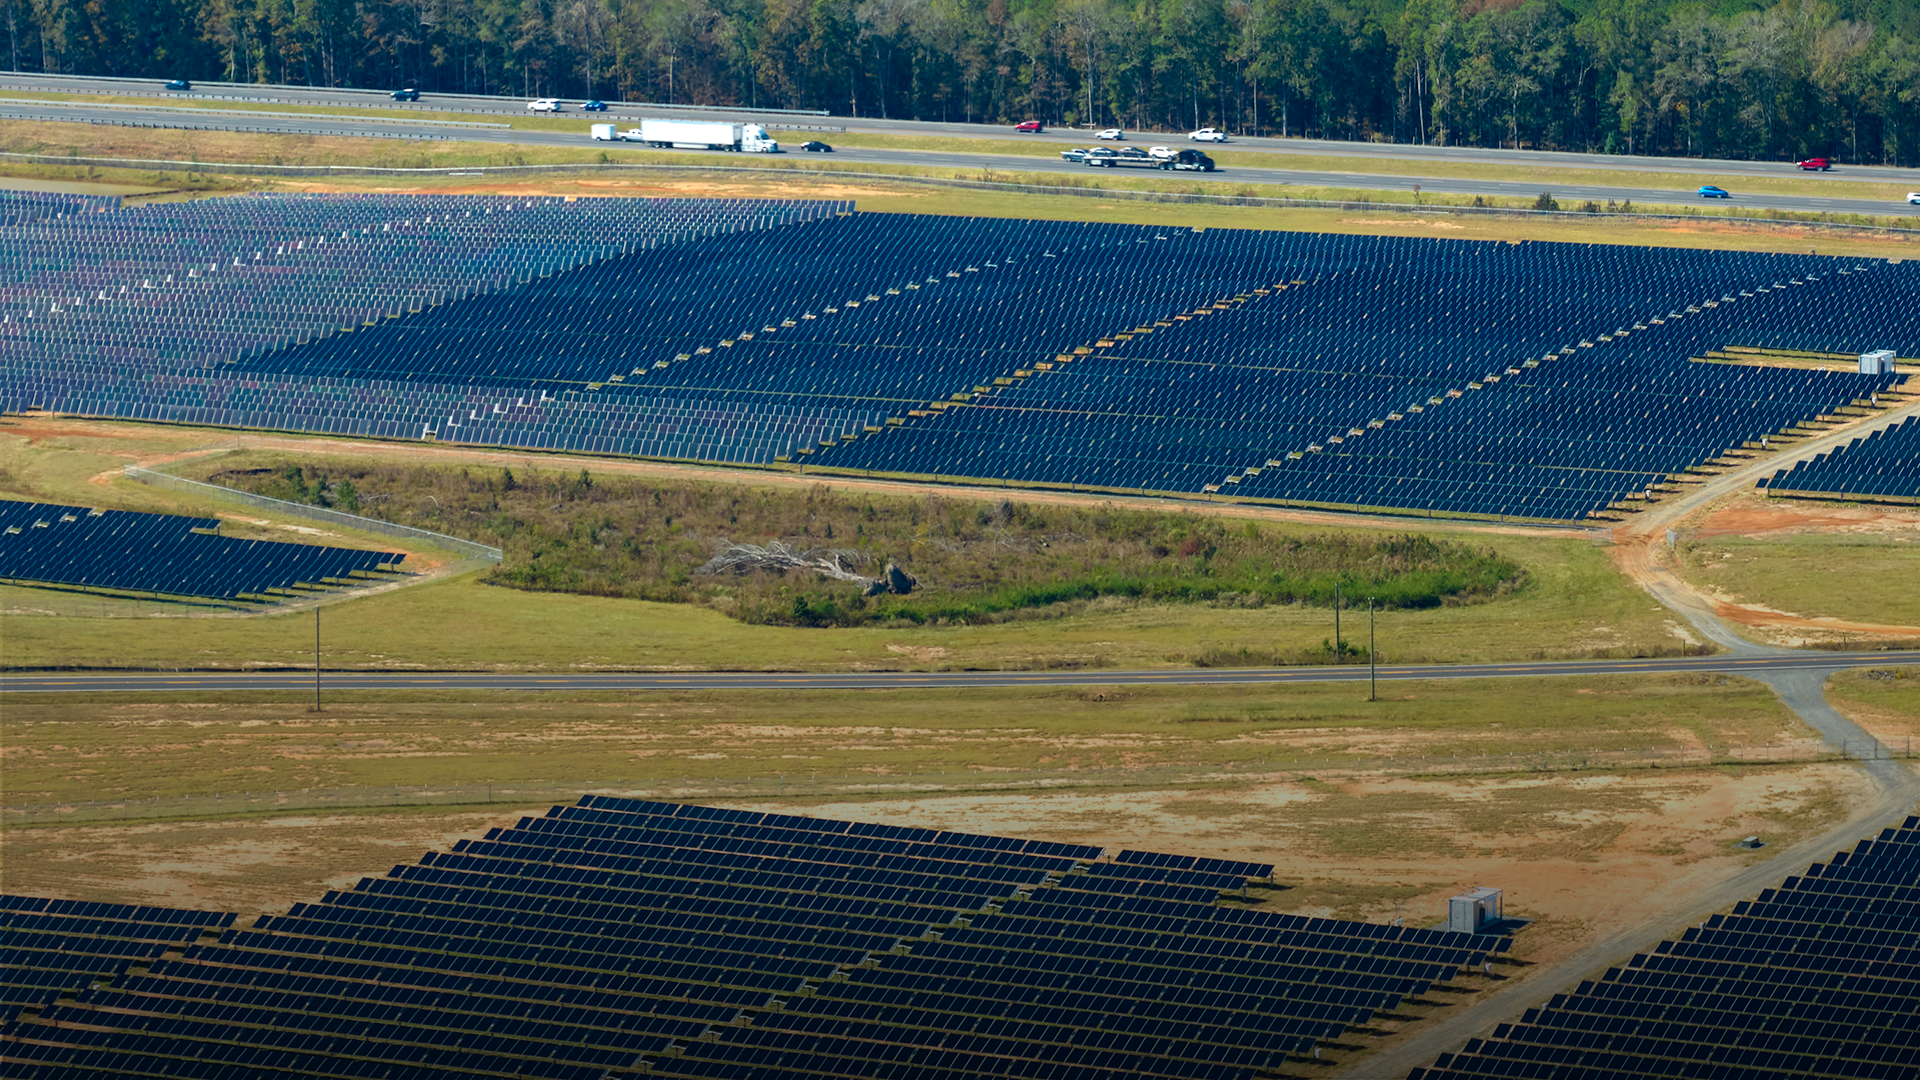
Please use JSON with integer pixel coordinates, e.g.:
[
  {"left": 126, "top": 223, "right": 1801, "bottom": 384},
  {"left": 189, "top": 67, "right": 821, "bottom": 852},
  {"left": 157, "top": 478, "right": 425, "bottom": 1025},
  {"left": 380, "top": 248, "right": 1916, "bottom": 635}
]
[
  {"left": 1, "top": 197, "right": 1913, "bottom": 520},
  {"left": 0, "top": 896, "right": 234, "bottom": 1024},
  {"left": 0, "top": 499, "right": 405, "bottom": 601},
  {"left": 1410, "top": 813, "right": 1920, "bottom": 1080},
  {"left": 1763, "top": 415, "right": 1920, "bottom": 501},
  {"left": 0, "top": 798, "right": 1507, "bottom": 1079},
  {"left": 0, "top": 189, "right": 120, "bottom": 226}
]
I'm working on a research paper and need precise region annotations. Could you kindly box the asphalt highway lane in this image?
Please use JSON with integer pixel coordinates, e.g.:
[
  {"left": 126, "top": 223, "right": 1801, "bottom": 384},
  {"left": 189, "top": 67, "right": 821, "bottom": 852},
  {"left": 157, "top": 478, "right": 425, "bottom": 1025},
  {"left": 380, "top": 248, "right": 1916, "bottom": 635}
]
[
  {"left": 5, "top": 75, "right": 1917, "bottom": 219},
  {"left": 8, "top": 649, "right": 1916, "bottom": 695},
  {"left": 6, "top": 95, "right": 1912, "bottom": 220},
  {"left": 11, "top": 72, "right": 1920, "bottom": 184}
]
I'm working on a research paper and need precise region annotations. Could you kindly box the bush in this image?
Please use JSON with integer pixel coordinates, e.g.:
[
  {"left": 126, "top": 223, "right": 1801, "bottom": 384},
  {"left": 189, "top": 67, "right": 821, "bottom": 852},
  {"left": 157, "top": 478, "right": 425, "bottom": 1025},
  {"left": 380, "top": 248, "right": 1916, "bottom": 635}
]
[
  {"left": 1533, "top": 192, "right": 1561, "bottom": 212},
  {"left": 206, "top": 457, "right": 1530, "bottom": 629}
]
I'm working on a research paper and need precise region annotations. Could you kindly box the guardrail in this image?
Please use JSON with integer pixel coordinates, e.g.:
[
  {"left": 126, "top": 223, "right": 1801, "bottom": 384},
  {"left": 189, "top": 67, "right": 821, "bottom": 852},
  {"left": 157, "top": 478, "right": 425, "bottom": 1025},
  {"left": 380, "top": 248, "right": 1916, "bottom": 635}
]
[
  {"left": 0, "top": 152, "right": 1913, "bottom": 236},
  {"left": 124, "top": 465, "right": 502, "bottom": 562},
  {"left": 7, "top": 740, "right": 1900, "bottom": 826}
]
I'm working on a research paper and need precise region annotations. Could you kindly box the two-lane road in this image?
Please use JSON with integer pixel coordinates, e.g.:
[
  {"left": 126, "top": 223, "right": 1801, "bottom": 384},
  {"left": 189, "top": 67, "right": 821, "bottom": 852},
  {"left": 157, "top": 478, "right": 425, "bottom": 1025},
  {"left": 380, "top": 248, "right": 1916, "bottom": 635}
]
[{"left": 7, "top": 649, "right": 1916, "bottom": 695}]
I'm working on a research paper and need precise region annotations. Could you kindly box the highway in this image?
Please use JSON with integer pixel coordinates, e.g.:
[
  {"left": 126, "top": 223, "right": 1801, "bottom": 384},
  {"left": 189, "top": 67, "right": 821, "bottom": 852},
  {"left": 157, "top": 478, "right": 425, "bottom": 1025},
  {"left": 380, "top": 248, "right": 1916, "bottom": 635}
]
[
  {"left": 3, "top": 73, "right": 1916, "bottom": 220},
  {"left": 7, "top": 649, "right": 1917, "bottom": 695}
]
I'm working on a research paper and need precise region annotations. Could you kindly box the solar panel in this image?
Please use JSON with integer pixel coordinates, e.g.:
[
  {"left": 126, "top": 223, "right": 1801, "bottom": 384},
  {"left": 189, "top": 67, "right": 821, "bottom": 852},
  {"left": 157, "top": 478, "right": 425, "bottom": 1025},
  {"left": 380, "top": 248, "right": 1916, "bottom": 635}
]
[
  {"left": 0, "top": 499, "right": 404, "bottom": 601},
  {"left": 1409, "top": 814, "right": 1920, "bottom": 1080},
  {"left": 2, "top": 197, "right": 1909, "bottom": 523},
  {"left": 0, "top": 799, "right": 1505, "bottom": 1078}
]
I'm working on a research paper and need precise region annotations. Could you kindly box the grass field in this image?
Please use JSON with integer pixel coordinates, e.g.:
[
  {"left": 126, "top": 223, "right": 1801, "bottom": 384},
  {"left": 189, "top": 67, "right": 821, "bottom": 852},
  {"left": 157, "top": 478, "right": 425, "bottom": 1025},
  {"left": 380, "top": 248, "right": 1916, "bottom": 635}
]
[
  {"left": 1826, "top": 667, "right": 1920, "bottom": 745},
  {"left": 0, "top": 418, "right": 1702, "bottom": 670},
  {"left": 0, "top": 674, "right": 1807, "bottom": 805},
  {"left": 196, "top": 451, "right": 1528, "bottom": 631},
  {"left": 1674, "top": 523, "right": 1920, "bottom": 628}
]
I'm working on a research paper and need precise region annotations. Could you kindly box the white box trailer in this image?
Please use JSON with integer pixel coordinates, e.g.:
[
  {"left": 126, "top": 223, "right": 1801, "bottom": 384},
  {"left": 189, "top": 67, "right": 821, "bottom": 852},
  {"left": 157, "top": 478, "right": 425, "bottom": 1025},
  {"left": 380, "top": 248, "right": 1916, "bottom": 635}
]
[
  {"left": 635, "top": 118, "right": 779, "bottom": 152},
  {"left": 590, "top": 123, "right": 618, "bottom": 141}
]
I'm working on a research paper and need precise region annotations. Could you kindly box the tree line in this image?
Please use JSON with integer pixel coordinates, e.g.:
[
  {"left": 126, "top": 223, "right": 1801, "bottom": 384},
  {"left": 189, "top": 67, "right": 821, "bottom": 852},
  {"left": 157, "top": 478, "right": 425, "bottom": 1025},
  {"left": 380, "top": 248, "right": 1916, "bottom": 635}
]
[{"left": 9, "top": 0, "right": 1920, "bottom": 163}]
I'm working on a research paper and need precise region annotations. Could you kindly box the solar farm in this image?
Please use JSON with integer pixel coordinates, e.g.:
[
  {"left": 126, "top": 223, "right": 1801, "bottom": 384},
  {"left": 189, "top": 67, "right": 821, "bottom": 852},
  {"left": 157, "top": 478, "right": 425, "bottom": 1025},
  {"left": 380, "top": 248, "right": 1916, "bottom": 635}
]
[
  {"left": 1764, "top": 416, "right": 1920, "bottom": 502},
  {"left": 0, "top": 189, "right": 1914, "bottom": 526},
  {"left": 4, "top": 802, "right": 1919, "bottom": 1079},
  {"left": 0, "top": 501, "right": 403, "bottom": 602},
  {"left": 5, "top": 174, "right": 1920, "bottom": 1080}
]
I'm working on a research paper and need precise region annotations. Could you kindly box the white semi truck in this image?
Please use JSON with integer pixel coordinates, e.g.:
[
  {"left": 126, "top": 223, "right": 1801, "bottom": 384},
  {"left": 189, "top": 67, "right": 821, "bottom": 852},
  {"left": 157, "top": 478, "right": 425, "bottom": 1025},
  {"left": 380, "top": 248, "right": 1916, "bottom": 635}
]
[{"left": 627, "top": 119, "right": 780, "bottom": 152}]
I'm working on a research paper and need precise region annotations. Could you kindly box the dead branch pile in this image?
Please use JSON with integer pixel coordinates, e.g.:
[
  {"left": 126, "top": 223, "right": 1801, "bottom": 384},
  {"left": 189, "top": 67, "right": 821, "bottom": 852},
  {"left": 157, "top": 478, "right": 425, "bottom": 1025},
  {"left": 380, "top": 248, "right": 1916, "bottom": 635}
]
[{"left": 695, "top": 540, "right": 874, "bottom": 586}]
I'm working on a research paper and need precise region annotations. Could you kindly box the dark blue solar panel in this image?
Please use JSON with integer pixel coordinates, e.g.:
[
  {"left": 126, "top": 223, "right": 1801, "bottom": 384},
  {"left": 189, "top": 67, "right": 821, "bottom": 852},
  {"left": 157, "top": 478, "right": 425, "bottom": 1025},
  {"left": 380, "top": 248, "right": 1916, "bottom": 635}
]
[
  {"left": 0, "top": 499, "right": 404, "bottom": 601},
  {"left": 1765, "top": 414, "right": 1920, "bottom": 501},
  {"left": 1409, "top": 814, "right": 1920, "bottom": 1080},
  {"left": 0, "top": 799, "right": 1503, "bottom": 1078},
  {"left": 2, "top": 197, "right": 1911, "bottom": 524}
]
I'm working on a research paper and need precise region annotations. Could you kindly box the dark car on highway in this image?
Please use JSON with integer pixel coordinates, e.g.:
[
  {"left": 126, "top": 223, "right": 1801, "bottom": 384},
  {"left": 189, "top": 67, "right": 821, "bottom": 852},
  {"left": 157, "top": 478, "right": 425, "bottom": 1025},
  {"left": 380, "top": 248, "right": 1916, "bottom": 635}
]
[
  {"left": 1162, "top": 149, "right": 1216, "bottom": 172},
  {"left": 1117, "top": 146, "right": 1151, "bottom": 159},
  {"left": 391, "top": 88, "right": 419, "bottom": 101},
  {"left": 581, "top": 100, "right": 607, "bottom": 111},
  {"left": 800, "top": 141, "right": 833, "bottom": 152},
  {"left": 164, "top": 78, "right": 191, "bottom": 91}
]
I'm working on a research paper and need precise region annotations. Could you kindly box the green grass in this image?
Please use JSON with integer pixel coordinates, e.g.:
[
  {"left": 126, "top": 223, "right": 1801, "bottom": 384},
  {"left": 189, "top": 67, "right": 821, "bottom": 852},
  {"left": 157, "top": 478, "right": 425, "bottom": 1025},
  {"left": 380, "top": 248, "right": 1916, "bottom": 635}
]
[
  {"left": 0, "top": 420, "right": 1699, "bottom": 670},
  {"left": 1674, "top": 528, "right": 1920, "bottom": 627},
  {"left": 197, "top": 454, "right": 1526, "bottom": 630},
  {"left": 0, "top": 673, "right": 1805, "bottom": 804},
  {"left": 1827, "top": 667, "right": 1920, "bottom": 741}
]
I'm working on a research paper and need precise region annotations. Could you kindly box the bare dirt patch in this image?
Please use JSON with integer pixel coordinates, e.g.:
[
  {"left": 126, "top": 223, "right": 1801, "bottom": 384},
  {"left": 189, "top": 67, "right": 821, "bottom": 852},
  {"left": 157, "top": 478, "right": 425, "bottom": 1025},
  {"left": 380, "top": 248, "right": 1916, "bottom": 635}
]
[
  {"left": 746, "top": 762, "right": 1864, "bottom": 970},
  {"left": 1692, "top": 496, "right": 1920, "bottom": 540},
  {"left": 0, "top": 806, "right": 538, "bottom": 914},
  {"left": 1339, "top": 217, "right": 1465, "bottom": 230},
  {"left": 1, "top": 764, "right": 1861, "bottom": 966}
]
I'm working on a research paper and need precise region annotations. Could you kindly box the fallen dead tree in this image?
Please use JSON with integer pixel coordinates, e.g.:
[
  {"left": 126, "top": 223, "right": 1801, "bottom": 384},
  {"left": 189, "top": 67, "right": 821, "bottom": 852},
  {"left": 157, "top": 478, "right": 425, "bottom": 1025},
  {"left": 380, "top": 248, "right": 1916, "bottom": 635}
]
[{"left": 695, "top": 540, "right": 918, "bottom": 596}]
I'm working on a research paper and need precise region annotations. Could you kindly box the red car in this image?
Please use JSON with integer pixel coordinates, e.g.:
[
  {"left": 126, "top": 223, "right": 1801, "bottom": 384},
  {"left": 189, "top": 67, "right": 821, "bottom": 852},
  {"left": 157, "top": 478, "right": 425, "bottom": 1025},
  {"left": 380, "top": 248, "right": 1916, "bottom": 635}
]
[
  {"left": 1014, "top": 120, "right": 1044, "bottom": 133},
  {"left": 1795, "top": 157, "right": 1831, "bottom": 171}
]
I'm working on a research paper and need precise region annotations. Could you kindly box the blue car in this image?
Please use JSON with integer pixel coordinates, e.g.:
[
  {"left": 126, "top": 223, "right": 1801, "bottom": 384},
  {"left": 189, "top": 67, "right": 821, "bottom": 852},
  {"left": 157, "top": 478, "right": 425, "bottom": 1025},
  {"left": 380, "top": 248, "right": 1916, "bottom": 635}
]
[
  {"left": 1698, "top": 185, "right": 1731, "bottom": 199},
  {"left": 581, "top": 100, "right": 607, "bottom": 111}
]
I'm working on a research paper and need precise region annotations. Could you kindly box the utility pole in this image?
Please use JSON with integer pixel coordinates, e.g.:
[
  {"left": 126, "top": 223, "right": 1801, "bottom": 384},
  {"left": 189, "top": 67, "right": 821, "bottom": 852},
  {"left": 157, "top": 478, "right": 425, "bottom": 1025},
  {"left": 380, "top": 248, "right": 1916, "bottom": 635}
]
[
  {"left": 1368, "top": 597, "right": 1377, "bottom": 702},
  {"left": 1334, "top": 581, "right": 1341, "bottom": 664},
  {"left": 313, "top": 606, "right": 322, "bottom": 712}
]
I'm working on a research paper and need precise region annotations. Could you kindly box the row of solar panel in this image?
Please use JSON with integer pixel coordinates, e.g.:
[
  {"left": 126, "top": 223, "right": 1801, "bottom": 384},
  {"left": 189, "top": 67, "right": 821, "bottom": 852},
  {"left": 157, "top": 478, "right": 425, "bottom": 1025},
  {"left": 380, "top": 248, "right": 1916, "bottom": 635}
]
[
  {"left": 1763, "top": 415, "right": 1920, "bottom": 500},
  {"left": 0, "top": 798, "right": 1499, "bottom": 1079},
  {"left": 9, "top": 201, "right": 1912, "bottom": 522},
  {"left": 1408, "top": 815, "right": 1920, "bottom": 1080},
  {"left": 0, "top": 499, "right": 404, "bottom": 601}
]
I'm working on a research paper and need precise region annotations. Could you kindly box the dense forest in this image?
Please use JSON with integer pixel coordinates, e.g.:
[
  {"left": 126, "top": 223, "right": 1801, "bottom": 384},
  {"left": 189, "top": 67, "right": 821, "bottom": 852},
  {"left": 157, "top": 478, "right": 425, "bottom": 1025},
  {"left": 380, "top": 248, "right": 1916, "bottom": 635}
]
[{"left": 7, "top": 0, "right": 1920, "bottom": 162}]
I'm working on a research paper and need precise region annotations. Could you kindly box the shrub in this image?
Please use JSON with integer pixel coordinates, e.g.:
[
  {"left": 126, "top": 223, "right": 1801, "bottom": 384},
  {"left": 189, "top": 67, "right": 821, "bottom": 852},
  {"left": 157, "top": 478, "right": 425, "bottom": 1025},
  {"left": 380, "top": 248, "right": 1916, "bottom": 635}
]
[{"left": 207, "top": 457, "right": 1530, "bottom": 629}]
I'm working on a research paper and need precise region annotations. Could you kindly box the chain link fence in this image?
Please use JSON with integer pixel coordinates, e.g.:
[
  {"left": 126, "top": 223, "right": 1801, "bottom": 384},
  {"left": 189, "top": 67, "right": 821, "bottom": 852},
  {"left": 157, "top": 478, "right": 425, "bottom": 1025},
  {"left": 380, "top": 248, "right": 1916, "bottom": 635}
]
[
  {"left": 125, "top": 465, "right": 500, "bottom": 562},
  {"left": 10, "top": 740, "right": 1899, "bottom": 826}
]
